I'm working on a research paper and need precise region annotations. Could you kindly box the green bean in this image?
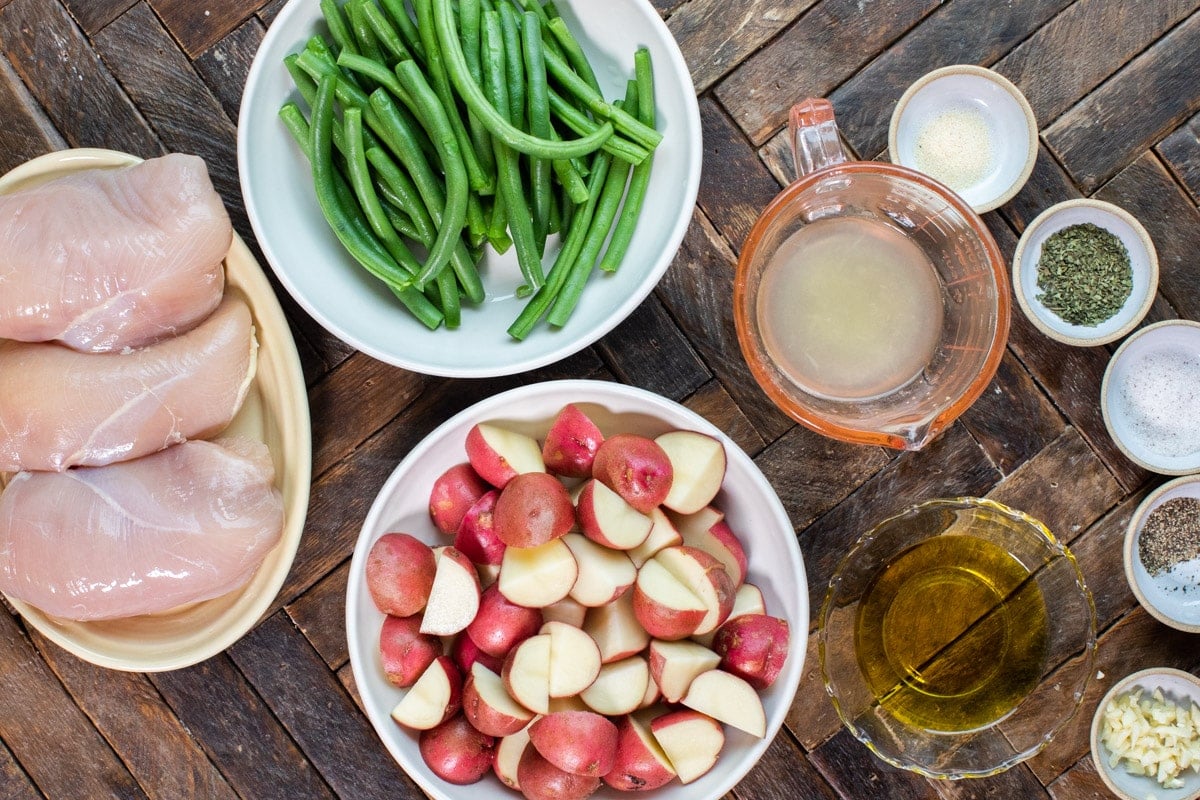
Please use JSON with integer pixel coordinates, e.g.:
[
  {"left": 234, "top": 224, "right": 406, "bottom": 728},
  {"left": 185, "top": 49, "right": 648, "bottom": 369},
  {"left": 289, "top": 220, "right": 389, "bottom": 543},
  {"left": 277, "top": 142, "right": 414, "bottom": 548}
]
[
  {"left": 498, "top": 4, "right": 526, "bottom": 130},
  {"left": 361, "top": 0, "right": 414, "bottom": 62},
  {"left": 336, "top": 51, "right": 411, "bottom": 105},
  {"left": 482, "top": 9, "right": 543, "bottom": 289},
  {"left": 378, "top": 0, "right": 427, "bottom": 63},
  {"left": 521, "top": 9, "right": 553, "bottom": 254},
  {"left": 412, "top": 0, "right": 495, "bottom": 195},
  {"left": 458, "top": 0, "right": 498, "bottom": 181},
  {"left": 347, "top": 0, "right": 386, "bottom": 67},
  {"left": 435, "top": 255, "right": 462, "bottom": 328},
  {"left": 310, "top": 76, "right": 444, "bottom": 329},
  {"left": 547, "top": 130, "right": 630, "bottom": 327},
  {"left": 545, "top": 16, "right": 600, "bottom": 95},
  {"left": 547, "top": 87, "right": 649, "bottom": 164},
  {"left": 551, "top": 154, "right": 589, "bottom": 205},
  {"left": 487, "top": 185, "right": 513, "bottom": 253},
  {"left": 600, "top": 52, "right": 655, "bottom": 272},
  {"left": 319, "top": 0, "right": 359, "bottom": 56},
  {"left": 380, "top": 200, "right": 425, "bottom": 242},
  {"left": 544, "top": 48, "right": 661, "bottom": 152},
  {"left": 343, "top": 106, "right": 426, "bottom": 275},
  {"left": 431, "top": 0, "right": 615, "bottom": 160}
]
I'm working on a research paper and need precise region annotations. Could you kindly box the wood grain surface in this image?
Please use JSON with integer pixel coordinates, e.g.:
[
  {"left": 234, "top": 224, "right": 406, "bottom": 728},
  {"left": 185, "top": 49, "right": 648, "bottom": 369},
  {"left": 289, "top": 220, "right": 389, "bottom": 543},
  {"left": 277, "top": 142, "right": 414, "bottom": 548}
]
[{"left": 2, "top": 1, "right": 1199, "bottom": 798}]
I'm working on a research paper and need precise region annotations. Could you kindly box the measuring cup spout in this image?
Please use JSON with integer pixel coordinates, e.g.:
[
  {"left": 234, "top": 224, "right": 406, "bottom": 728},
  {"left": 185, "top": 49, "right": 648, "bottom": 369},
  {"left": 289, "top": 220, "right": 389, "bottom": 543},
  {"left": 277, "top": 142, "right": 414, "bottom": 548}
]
[
  {"left": 889, "top": 418, "right": 941, "bottom": 451},
  {"left": 789, "top": 99, "right": 848, "bottom": 180}
]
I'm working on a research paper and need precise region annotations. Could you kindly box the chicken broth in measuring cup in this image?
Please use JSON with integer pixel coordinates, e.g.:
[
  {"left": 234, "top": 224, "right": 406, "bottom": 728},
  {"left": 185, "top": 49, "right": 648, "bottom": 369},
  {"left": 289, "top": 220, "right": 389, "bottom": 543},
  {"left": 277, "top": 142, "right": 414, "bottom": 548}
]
[{"left": 756, "top": 216, "right": 944, "bottom": 401}]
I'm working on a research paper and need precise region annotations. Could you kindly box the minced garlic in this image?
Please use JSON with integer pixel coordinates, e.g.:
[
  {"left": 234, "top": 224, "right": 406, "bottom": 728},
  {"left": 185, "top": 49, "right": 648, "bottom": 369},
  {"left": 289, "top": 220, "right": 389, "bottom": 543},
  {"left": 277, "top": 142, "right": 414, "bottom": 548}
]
[{"left": 1100, "top": 687, "right": 1200, "bottom": 789}]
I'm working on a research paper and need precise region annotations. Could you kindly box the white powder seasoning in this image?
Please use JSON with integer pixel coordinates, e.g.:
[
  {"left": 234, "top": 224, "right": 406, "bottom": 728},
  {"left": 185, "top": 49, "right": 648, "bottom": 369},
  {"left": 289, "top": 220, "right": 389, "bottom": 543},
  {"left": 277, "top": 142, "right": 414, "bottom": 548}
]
[
  {"left": 1117, "top": 347, "right": 1200, "bottom": 459},
  {"left": 913, "top": 107, "right": 994, "bottom": 191}
]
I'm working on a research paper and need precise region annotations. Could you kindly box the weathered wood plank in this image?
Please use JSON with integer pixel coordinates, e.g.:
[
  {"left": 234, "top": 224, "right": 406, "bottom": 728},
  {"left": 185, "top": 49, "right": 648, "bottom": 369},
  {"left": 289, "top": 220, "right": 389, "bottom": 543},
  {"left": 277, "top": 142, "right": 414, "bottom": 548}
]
[
  {"left": 993, "top": 0, "right": 1200, "bottom": 128},
  {"left": 0, "top": 0, "right": 160, "bottom": 156},
  {"left": 809, "top": 727, "right": 941, "bottom": 800},
  {"left": 0, "top": 724, "right": 43, "bottom": 800},
  {"left": 259, "top": 0, "right": 287, "bottom": 27},
  {"left": 683, "top": 378, "right": 767, "bottom": 457},
  {"left": 657, "top": 208, "right": 795, "bottom": 444},
  {"left": 651, "top": 0, "right": 689, "bottom": 20},
  {"left": 999, "top": 145, "right": 1084, "bottom": 240},
  {"left": 786, "top": 629, "right": 842, "bottom": 751},
  {"left": 731, "top": 729, "right": 839, "bottom": 800},
  {"left": 0, "top": 54, "right": 65, "bottom": 175},
  {"left": 933, "top": 764, "right": 1051, "bottom": 799},
  {"left": 1046, "top": 754, "right": 1118, "bottom": 800},
  {"left": 31, "top": 635, "right": 238, "bottom": 800},
  {"left": 1044, "top": 10, "right": 1200, "bottom": 193},
  {"left": 595, "top": 293, "right": 711, "bottom": 401},
  {"left": 1094, "top": 152, "right": 1200, "bottom": 322},
  {"left": 0, "top": 611, "right": 145, "bottom": 800},
  {"left": 230, "top": 611, "right": 425, "bottom": 800},
  {"left": 149, "top": 0, "right": 259, "bottom": 57},
  {"left": 829, "top": 0, "right": 1075, "bottom": 160},
  {"left": 193, "top": 15, "right": 265, "bottom": 125},
  {"left": 715, "top": 0, "right": 940, "bottom": 146},
  {"left": 1157, "top": 110, "right": 1200, "bottom": 202},
  {"left": 61, "top": 0, "right": 135, "bottom": 34},
  {"left": 667, "top": 0, "right": 818, "bottom": 95},
  {"left": 287, "top": 560, "right": 352, "bottom": 671},
  {"left": 151, "top": 654, "right": 336, "bottom": 800},
  {"left": 696, "top": 96, "right": 784, "bottom": 253},
  {"left": 1068, "top": 488, "right": 1152, "bottom": 631},
  {"left": 958, "top": 350, "right": 1066, "bottom": 476}
]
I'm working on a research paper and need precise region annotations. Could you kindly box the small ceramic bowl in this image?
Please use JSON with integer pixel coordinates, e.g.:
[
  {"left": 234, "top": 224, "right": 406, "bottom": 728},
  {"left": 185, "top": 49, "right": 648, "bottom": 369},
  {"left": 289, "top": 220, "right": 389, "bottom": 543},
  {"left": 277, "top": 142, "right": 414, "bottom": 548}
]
[
  {"left": 1102, "top": 320, "right": 1200, "bottom": 475},
  {"left": 1014, "top": 198, "right": 1158, "bottom": 346},
  {"left": 1090, "top": 668, "right": 1200, "bottom": 800},
  {"left": 1124, "top": 476, "right": 1200, "bottom": 632},
  {"left": 888, "top": 64, "right": 1037, "bottom": 214}
]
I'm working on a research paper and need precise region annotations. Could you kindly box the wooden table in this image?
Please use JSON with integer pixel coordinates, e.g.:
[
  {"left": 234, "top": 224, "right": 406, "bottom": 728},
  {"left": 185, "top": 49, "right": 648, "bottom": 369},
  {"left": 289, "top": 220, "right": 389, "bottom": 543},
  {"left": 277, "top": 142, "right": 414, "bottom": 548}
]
[{"left": 2, "top": 0, "right": 1200, "bottom": 797}]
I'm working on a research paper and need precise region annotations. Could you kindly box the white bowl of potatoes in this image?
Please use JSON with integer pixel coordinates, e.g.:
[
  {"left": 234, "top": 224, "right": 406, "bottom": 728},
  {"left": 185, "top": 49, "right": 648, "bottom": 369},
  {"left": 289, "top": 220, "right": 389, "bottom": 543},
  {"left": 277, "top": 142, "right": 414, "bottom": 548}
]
[{"left": 345, "top": 379, "right": 807, "bottom": 800}]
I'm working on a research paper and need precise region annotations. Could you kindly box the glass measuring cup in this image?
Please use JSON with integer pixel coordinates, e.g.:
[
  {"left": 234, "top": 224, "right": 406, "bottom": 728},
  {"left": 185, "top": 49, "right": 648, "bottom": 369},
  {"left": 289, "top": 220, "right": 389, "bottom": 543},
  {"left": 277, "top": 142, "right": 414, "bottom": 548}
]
[{"left": 734, "top": 99, "right": 1010, "bottom": 450}]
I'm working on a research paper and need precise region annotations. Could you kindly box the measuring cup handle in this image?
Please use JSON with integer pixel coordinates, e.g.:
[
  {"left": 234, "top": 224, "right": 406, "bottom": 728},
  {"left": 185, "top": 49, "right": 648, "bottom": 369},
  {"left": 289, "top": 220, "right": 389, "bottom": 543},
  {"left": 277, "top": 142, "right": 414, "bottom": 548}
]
[{"left": 789, "top": 98, "right": 847, "bottom": 180}]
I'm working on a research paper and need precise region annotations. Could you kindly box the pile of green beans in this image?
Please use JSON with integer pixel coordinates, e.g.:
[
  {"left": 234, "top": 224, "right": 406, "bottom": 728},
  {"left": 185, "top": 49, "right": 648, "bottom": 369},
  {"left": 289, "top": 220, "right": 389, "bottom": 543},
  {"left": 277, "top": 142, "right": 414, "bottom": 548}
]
[{"left": 279, "top": 0, "right": 659, "bottom": 337}]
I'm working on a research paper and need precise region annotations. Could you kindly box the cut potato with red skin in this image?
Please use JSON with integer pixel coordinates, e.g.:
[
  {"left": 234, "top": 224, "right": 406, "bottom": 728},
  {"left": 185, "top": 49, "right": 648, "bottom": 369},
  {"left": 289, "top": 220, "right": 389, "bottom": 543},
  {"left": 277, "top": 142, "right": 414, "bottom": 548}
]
[
  {"left": 681, "top": 669, "right": 767, "bottom": 738},
  {"left": 541, "top": 403, "right": 604, "bottom": 479},
  {"left": 655, "top": 430, "right": 727, "bottom": 515},
  {"left": 494, "top": 722, "right": 532, "bottom": 791},
  {"left": 575, "top": 479, "right": 653, "bottom": 551},
  {"left": 563, "top": 532, "right": 636, "bottom": 607},
  {"left": 580, "top": 654, "right": 649, "bottom": 717},
  {"left": 632, "top": 557, "right": 707, "bottom": 640},
  {"left": 466, "top": 584, "right": 543, "bottom": 658},
  {"left": 541, "top": 620, "right": 603, "bottom": 698},
  {"left": 450, "top": 630, "right": 504, "bottom": 675},
  {"left": 502, "top": 633, "right": 552, "bottom": 715},
  {"left": 391, "top": 656, "right": 463, "bottom": 731},
  {"left": 528, "top": 710, "right": 619, "bottom": 778},
  {"left": 628, "top": 507, "right": 683, "bottom": 569},
  {"left": 648, "top": 639, "right": 722, "bottom": 703},
  {"left": 463, "top": 663, "right": 536, "bottom": 737},
  {"left": 429, "top": 463, "right": 490, "bottom": 535},
  {"left": 378, "top": 614, "right": 441, "bottom": 688},
  {"left": 672, "top": 510, "right": 748, "bottom": 589},
  {"left": 418, "top": 713, "right": 496, "bottom": 785},
  {"left": 498, "top": 538, "right": 578, "bottom": 608},
  {"left": 516, "top": 746, "right": 601, "bottom": 800},
  {"left": 713, "top": 613, "right": 790, "bottom": 690},
  {"left": 583, "top": 590, "right": 650, "bottom": 664},
  {"left": 692, "top": 581, "right": 768, "bottom": 647},
  {"left": 591, "top": 433, "right": 673, "bottom": 514},
  {"left": 649, "top": 708, "right": 725, "bottom": 784},
  {"left": 541, "top": 596, "right": 588, "bottom": 628},
  {"left": 465, "top": 422, "right": 545, "bottom": 488},
  {"left": 420, "top": 546, "right": 481, "bottom": 636},
  {"left": 603, "top": 712, "right": 676, "bottom": 792},
  {"left": 454, "top": 490, "right": 506, "bottom": 565},
  {"left": 652, "top": 545, "right": 735, "bottom": 635},
  {"left": 494, "top": 472, "right": 575, "bottom": 549},
  {"left": 365, "top": 532, "right": 436, "bottom": 618}
]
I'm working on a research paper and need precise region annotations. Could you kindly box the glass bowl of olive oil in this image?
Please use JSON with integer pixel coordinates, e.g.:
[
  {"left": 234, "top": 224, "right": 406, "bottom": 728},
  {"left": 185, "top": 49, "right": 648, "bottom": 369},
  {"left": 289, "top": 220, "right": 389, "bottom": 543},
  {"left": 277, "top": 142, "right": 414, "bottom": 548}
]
[{"left": 819, "top": 497, "right": 1097, "bottom": 779}]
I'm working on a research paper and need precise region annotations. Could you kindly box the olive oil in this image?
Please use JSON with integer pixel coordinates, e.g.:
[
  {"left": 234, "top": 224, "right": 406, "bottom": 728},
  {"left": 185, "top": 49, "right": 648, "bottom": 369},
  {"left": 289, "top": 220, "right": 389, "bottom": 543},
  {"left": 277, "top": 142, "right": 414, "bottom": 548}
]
[{"left": 854, "top": 533, "right": 1049, "bottom": 733}]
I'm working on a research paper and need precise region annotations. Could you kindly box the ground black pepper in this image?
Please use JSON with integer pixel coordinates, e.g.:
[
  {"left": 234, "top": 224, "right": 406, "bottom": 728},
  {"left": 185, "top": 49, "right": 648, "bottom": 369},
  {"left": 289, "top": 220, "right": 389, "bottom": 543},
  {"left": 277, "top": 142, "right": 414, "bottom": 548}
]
[{"left": 1138, "top": 497, "right": 1200, "bottom": 576}]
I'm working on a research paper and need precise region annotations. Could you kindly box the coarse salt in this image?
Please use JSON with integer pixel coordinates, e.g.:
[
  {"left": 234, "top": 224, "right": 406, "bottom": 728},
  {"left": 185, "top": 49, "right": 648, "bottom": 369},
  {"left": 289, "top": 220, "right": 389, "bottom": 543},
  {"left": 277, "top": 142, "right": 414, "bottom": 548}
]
[
  {"left": 913, "top": 106, "right": 994, "bottom": 192},
  {"left": 1116, "top": 348, "right": 1200, "bottom": 459}
]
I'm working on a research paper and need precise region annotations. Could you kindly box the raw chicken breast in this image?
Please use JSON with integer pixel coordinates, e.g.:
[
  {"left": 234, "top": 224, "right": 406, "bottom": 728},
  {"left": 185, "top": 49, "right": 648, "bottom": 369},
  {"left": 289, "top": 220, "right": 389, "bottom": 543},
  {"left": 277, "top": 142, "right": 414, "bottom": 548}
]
[
  {"left": 0, "top": 294, "right": 257, "bottom": 472},
  {"left": 0, "top": 153, "right": 229, "bottom": 352},
  {"left": 0, "top": 438, "right": 284, "bottom": 621}
]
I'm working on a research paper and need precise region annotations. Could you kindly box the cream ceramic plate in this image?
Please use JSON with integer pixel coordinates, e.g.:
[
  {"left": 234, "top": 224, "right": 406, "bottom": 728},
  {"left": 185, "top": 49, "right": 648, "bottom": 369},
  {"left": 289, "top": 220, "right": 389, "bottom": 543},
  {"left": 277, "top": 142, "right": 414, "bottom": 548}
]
[{"left": 0, "top": 148, "right": 312, "bottom": 672}]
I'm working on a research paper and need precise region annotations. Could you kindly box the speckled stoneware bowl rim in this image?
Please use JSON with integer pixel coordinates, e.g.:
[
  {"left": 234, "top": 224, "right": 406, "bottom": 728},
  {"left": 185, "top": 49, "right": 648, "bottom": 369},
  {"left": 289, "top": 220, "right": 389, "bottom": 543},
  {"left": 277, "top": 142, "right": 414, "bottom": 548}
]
[
  {"left": 888, "top": 64, "right": 1037, "bottom": 214},
  {"left": 1101, "top": 319, "right": 1200, "bottom": 475},
  {"left": 1123, "top": 476, "right": 1200, "bottom": 633},
  {"left": 1089, "top": 667, "right": 1200, "bottom": 800},
  {"left": 1014, "top": 198, "right": 1159, "bottom": 347}
]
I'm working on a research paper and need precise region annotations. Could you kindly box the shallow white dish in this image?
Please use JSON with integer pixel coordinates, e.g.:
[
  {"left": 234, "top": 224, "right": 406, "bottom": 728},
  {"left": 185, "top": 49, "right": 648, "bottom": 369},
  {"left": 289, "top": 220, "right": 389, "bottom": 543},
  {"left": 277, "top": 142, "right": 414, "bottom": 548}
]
[
  {"left": 1090, "top": 668, "right": 1200, "bottom": 800},
  {"left": 0, "top": 149, "right": 312, "bottom": 672},
  {"left": 889, "top": 64, "right": 1036, "bottom": 214},
  {"left": 1103, "top": 320, "right": 1200, "bottom": 475},
  {"left": 1014, "top": 198, "right": 1158, "bottom": 346},
  {"left": 238, "top": 0, "right": 702, "bottom": 378},
  {"left": 1124, "top": 476, "right": 1200, "bottom": 632},
  {"left": 345, "top": 379, "right": 808, "bottom": 800}
]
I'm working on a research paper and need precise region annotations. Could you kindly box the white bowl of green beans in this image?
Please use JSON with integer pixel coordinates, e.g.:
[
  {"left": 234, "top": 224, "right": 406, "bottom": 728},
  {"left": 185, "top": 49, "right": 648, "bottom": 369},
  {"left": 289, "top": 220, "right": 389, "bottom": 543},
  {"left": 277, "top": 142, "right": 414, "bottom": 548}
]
[{"left": 238, "top": 0, "right": 701, "bottom": 377}]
